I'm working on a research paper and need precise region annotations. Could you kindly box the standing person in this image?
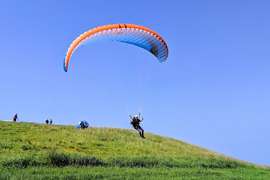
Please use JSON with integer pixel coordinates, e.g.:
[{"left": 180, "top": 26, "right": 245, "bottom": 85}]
[
  {"left": 129, "top": 114, "right": 145, "bottom": 138},
  {"left": 12, "top": 113, "right": 18, "bottom": 122},
  {"left": 49, "top": 119, "right": 53, "bottom": 125},
  {"left": 45, "top": 119, "right": 49, "bottom": 124}
]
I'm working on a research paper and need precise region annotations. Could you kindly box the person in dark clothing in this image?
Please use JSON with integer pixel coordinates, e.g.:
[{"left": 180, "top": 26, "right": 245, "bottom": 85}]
[
  {"left": 129, "top": 114, "right": 145, "bottom": 138},
  {"left": 12, "top": 114, "right": 18, "bottom": 122},
  {"left": 45, "top": 119, "right": 49, "bottom": 124},
  {"left": 49, "top": 119, "right": 53, "bottom": 125},
  {"left": 79, "top": 121, "right": 89, "bottom": 129}
]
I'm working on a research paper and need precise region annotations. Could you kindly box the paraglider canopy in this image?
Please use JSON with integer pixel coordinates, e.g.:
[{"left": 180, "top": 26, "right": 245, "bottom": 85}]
[{"left": 64, "top": 24, "right": 169, "bottom": 72}]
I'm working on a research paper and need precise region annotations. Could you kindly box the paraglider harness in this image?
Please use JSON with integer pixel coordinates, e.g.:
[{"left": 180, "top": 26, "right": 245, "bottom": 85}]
[{"left": 129, "top": 114, "right": 145, "bottom": 138}]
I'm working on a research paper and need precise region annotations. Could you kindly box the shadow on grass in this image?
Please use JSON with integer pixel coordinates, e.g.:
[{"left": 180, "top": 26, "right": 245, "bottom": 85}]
[
  {"left": 2, "top": 151, "right": 246, "bottom": 169},
  {"left": 2, "top": 157, "right": 44, "bottom": 168}
]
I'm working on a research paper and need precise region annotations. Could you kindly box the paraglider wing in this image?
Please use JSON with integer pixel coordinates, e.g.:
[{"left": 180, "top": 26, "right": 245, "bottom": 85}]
[{"left": 64, "top": 24, "right": 169, "bottom": 72}]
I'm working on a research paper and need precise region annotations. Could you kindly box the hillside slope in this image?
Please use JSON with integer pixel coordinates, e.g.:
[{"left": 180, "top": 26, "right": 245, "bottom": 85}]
[{"left": 0, "top": 121, "right": 269, "bottom": 179}]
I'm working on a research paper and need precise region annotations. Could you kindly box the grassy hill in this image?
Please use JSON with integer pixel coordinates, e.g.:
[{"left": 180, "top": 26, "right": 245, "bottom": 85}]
[{"left": 0, "top": 121, "right": 269, "bottom": 179}]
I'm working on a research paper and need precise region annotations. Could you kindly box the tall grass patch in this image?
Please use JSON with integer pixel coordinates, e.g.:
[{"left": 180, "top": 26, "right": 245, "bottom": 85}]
[{"left": 47, "top": 151, "right": 104, "bottom": 167}]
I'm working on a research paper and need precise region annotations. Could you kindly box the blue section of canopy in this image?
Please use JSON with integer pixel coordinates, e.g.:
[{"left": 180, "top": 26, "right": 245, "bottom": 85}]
[{"left": 84, "top": 29, "right": 168, "bottom": 62}]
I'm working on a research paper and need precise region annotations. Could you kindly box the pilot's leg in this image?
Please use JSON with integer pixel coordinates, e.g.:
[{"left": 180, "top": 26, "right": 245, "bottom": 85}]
[{"left": 138, "top": 126, "right": 145, "bottom": 138}]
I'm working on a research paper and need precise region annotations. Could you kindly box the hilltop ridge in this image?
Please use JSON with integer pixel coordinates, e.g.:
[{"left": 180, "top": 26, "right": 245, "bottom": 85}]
[{"left": 0, "top": 121, "right": 269, "bottom": 179}]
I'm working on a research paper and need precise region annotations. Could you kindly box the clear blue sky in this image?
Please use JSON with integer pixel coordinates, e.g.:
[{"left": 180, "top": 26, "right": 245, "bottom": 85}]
[{"left": 0, "top": 0, "right": 269, "bottom": 165}]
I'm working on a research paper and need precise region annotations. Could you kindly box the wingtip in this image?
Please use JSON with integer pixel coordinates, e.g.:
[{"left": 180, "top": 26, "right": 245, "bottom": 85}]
[{"left": 63, "top": 59, "right": 68, "bottom": 72}]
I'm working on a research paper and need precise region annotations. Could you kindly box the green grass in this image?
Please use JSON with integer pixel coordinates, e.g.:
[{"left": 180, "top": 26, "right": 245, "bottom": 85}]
[{"left": 0, "top": 121, "right": 269, "bottom": 179}]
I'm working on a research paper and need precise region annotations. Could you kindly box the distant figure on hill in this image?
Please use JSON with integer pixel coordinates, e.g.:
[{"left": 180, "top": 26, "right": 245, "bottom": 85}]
[
  {"left": 76, "top": 120, "right": 89, "bottom": 129},
  {"left": 49, "top": 119, "right": 53, "bottom": 125},
  {"left": 129, "top": 113, "right": 145, "bottom": 138},
  {"left": 12, "top": 113, "right": 18, "bottom": 122},
  {"left": 45, "top": 119, "right": 49, "bottom": 124}
]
